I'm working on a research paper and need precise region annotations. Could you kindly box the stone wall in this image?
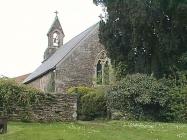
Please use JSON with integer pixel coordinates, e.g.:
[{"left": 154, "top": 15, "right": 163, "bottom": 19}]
[{"left": 9, "top": 93, "right": 77, "bottom": 122}]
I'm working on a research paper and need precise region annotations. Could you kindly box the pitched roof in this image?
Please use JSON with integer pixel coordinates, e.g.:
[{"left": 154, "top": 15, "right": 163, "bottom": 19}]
[{"left": 23, "top": 23, "right": 99, "bottom": 84}]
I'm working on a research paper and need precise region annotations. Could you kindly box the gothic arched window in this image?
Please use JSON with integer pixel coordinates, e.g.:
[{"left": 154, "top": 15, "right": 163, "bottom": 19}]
[
  {"left": 97, "top": 60, "right": 102, "bottom": 84},
  {"left": 53, "top": 32, "right": 59, "bottom": 46},
  {"left": 95, "top": 51, "right": 110, "bottom": 85}
]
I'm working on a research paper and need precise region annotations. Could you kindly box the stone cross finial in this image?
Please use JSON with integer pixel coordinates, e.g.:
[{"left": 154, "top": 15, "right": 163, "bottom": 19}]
[{"left": 54, "top": 10, "right": 58, "bottom": 17}]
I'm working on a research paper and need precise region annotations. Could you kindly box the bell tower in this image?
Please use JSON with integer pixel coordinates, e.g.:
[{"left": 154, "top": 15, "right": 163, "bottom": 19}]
[{"left": 44, "top": 11, "right": 65, "bottom": 61}]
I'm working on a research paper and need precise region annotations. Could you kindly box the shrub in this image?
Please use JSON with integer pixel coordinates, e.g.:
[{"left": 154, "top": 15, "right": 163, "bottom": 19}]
[
  {"left": 67, "top": 86, "right": 94, "bottom": 96},
  {"left": 107, "top": 74, "right": 187, "bottom": 122},
  {"left": 80, "top": 87, "right": 107, "bottom": 120},
  {"left": 107, "top": 74, "right": 171, "bottom": 121},
  {"left": 67, "top": 86, "right": 107, "bottom": 120},
  {"left": 160, "top": 85, "right": 187, "bottom": 122}
]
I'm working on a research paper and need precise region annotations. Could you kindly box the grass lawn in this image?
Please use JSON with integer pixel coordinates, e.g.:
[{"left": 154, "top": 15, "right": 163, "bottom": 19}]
[{"left": 0, "top": 121, "right": 187, "bottom": 140}]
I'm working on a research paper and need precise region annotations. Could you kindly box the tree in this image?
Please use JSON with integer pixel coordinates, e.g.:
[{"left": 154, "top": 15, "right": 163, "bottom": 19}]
[{"left": 94, "top": 0, "right": 187, "bottom": 79}]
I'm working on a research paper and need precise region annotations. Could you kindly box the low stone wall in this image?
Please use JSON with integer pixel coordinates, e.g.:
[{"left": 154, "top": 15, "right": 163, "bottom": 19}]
[{"left": 9, "top": 93, "right": 77, "bottom": 122}]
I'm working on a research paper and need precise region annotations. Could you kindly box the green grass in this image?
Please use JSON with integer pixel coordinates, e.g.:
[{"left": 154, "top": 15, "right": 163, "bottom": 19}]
[{"left": 0, "top": 121, "right": 187, "bottom": 140}]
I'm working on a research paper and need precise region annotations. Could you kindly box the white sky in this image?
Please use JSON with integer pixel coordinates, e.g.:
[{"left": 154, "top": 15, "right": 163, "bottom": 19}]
[{"left": 0, "top": 0, "right": 102, "bottom": 78}]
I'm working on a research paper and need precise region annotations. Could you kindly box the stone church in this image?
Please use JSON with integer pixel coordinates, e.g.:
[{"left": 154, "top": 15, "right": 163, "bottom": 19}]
[{"left": 23, "top": 15, "right": 112, "bottom": 92}]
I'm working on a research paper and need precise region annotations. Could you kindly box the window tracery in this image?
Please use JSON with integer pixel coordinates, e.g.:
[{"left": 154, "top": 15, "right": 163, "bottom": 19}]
[{"left": 95, "top": 51, "right": 110, "bottom": 85}]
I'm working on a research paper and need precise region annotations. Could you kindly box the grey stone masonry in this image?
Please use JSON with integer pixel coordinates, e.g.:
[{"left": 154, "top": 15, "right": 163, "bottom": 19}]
[{"left": 9, "top": 93, "right": 77, "bottom": 122}]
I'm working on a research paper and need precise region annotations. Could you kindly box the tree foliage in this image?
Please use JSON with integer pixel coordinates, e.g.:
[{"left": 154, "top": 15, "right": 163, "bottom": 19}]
[{"left": 94, "top": 0, "right": 187, "bottom": 78}]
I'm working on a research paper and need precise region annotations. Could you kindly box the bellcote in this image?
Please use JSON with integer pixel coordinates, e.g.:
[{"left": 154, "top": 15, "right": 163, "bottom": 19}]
[
  {"left": 44, "top": 14, "right": 65, "bottom": 61},
  {"left": 47, "top": 16, "right": 65, "bottom": 47}
]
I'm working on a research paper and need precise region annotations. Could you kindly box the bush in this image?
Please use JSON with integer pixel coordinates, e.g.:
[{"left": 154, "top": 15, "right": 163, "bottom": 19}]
[
  {"left": 0, "top": 78, "right": 43, "bottom": 119},
  {"left": 160, "top": 85, "right": 187, "bottom": 122},
  {"left": 107, "top": 74, "right": 171, "bottom": 121},
  {"left": 67, "top": 86, "right": 94, "bottom": 96},
  {"left": 107, "top": 74, "right": 187, "bottom": 122},
  {"left": 80, "top": 87, "right": 107, "bottom": 120},
  {"left": 67, "top": 86, "right": 107, "bottom": 120}
]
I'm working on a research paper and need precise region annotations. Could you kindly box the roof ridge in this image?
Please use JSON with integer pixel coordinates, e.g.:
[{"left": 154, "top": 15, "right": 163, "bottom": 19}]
[{"left": 56, "top": 23, "right": 98, "bottom": 66}]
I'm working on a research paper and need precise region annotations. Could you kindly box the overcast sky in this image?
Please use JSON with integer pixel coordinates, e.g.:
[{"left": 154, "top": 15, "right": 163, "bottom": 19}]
[{"left": 0, "top": 0, "right": 102, "bottom": 78}]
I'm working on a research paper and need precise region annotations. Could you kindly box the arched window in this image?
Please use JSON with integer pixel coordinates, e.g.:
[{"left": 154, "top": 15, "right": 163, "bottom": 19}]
[
  {"left": 97, "top": 60, "right": 102, "bottom": 84},
  {"left": 95, "top": 51, "right": 110, "bottom": 85},
  {"left": 53, "top": 32, "right": 59, "bottom": 46}
]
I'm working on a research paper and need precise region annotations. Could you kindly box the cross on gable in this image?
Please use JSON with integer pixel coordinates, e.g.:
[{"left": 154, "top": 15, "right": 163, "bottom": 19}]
[{"left": 54, "top": 10, "right": 58, "bottom": 17}]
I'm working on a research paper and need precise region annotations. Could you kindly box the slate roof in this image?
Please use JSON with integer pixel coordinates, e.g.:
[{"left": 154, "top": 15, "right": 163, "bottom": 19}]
[{"left": 23, "top": 23, "right": 98, "bottom": 84}]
